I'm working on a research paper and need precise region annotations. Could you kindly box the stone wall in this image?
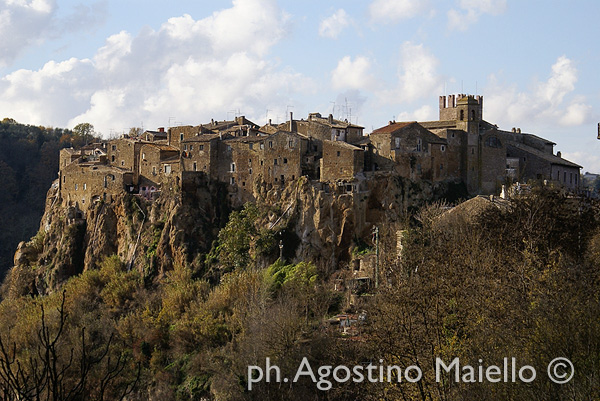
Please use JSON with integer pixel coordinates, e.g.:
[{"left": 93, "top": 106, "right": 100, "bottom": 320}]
[{"left": 320, "top": 140, "right": 364, "bottom": 182}]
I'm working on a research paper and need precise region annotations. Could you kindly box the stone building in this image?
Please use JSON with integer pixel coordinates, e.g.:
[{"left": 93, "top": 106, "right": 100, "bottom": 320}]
[
  {"left": 59, "top": 162, "right": 133, "bottom": 210},
  {"left": 138, "top": 143, "right": 181, "bottom": 192},
  {"left": 180, "top": 133, "right": 222, "bottom": 178},
  {"left": 106, "top": 137, "right": 148, "bottom": 184},
  {"left": 320, "top": 140, "right": 365, "bottom": 182},
  {"left": 369, "top": 122, "right": 448, "bottom": 181},
  {"left": 419, "top": 94, "right": 580, "bottom": 194}
]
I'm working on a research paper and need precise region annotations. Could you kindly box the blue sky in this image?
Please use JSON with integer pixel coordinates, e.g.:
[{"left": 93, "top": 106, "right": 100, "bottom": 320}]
[{"left": 2, "top": 0, "right": 600, "bottom": 172}]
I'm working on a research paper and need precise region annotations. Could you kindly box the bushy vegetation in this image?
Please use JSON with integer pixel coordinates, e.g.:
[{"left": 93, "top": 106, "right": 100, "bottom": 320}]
[{"left": 1, "top": 187, "right": 599, "bottom": 400}]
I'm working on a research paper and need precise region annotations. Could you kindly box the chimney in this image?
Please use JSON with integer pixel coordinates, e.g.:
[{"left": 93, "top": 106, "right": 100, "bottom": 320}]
[
  {"left": 328, "top": 114, "right": 333, "bottom": 124},
  {"left": 289, "top": 111, "right": 293, "bottom": 132},
  {"left": 269, "top": 119, "right": 272, "bottom": 125},
  {"left": 158, "top": 127, "right": 165, "bottom": 133},
  {"left": 557, "top": 151, "right": 562, "bottom": 158}
]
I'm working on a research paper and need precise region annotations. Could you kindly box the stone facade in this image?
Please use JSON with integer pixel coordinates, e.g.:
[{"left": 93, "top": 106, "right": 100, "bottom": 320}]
[
  {"left": 59, "top": 163, "right": 133, "bottom": 210},
  {"left": 370, "top": 122, "right": 448, "bottom": 181},
  {"left": 320, "top": 140, "right": 365, "bottom": 182}
]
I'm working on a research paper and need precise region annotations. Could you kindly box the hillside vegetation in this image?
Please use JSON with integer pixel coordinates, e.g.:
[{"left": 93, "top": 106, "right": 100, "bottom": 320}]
[{"left": 0, "top": 186, "right": 599, "bottom": 400}]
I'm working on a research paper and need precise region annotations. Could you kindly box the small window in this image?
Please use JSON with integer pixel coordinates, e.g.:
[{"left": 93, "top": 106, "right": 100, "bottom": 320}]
[
  {"left": 274, "top": 159, "right": 277, "bottom": 165},
  {"left": 441, "top": 145, "right": 445, "bottom": 152},
  {"left": 83, "top": 183, "right": 87, "bottom": 190},
  {"left": 289, "top": 140, "right": 294, "bottom": 148},
  {"left": 190, "top": 145, "right": 193, "bottom": 151},
  {"left": 249, "top": 168, "right": 253, "bottom": 175},
  {"left": 260, "top": 160, "right": 264, "bottom": 166},
  {"left": 395, "top": 137, "right": 400, "bottom": 149},
  {"left": 183, "top": 144, "right": 187, "bottom": 151},
  {"left": 230, "top": 177, "right": 235, "bottom": 185},
  {"left": 165, "top": 164, "right": 172, "bottom": 174},
  {"left": 180, "top": 133, "right": 184, "bottom": 141},
  {"left": 111, "top": 155, "right": 115, "bottom": 162},
  {"left": 242, "top": 181, "right": 246, "bottom": 187},
  {"left": 416, "top": 139, "right": 422, "bottom": 152},
  {"left": 283, "top": 158, "right": 288, "bottom": 164},
  {"left": 193, "top": 162, "right": 197, "bottom": 171},
  {"left": 269, "top": 141, "right": 273, "bottom": 149},
  {"left": 230, "top": 163, "right": 236, "bottom": 172},
  {"left": 337, "top": 151, "right": 341, "bottom": 157},
  {"left": 152, "top": 166, "right": 156, "bottom": 175},
  {"left": 199, "top": 145, "right": 204, "bottom": 151},
  {"left": 142, "top": 153, "right": 146, "bottom": 160},
  {"left": 75, "top": 184, "right": 78, "bottom": 190},
  {"left": 111, "top": 145, "right": 116, "bottom": 151},
  {"left": 460, "top": 110, "right": 464, "bottom": 121},
  {"left": 121, "top": 160, "right": 125, "bottom": 166},
  {"left": 249, "top": 143, "right": 253, "bottom": 149}
]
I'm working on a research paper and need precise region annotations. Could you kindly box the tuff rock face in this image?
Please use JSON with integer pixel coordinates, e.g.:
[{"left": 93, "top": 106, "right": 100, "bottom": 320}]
[{"left": 5, "top": 174, "right": 465, "bottom": 296}]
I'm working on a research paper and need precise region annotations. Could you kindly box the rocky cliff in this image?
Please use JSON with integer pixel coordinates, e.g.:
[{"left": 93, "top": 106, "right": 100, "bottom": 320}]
[{"left": 5, "top": 174, "right": 466, "bottom": 296}]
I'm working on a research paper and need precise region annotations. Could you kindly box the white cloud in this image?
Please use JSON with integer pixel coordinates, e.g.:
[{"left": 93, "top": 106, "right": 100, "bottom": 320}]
[
  {"left": 398, "top": 105, "right": 435, "bottom": 121},
  {"left": 448, "top": 0, "right": 506, "bottom": 31},
  {"left": 369, "top": 0, "right": 431, "bottom": 23},
  {"left": 319, "top": 9, "right": 351, "bottom": 39},
  {"left": 484, "top": 56, "right": 591, "bottom": 129},
  {"left": 0, "top": 0, "right": 313, "bottom": 136},
  {"left": 396, "top": 42, "right": 442, "bottom": 102},
  {"left": 0, "top": 0, "right": 108, "bottom": 67},
  {"left": 331, "top": 56, "right": 375, "bottom": 91}
]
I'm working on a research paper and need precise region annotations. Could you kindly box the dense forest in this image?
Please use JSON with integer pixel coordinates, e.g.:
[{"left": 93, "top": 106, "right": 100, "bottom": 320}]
[
  {"left": 0, "top": 186, "right": 598, "bottom": 400},
  {"left": 0, "top": 119, "right": 94, "bottom": 278}
]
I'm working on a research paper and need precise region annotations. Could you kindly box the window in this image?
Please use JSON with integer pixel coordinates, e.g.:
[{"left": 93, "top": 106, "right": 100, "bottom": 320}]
[
  {"left": 111, "top": 145, "right": 116, "bottom": 151},
  {"left": 75, "top": 184, "right": 78, "bottom": 190},
  {"left": 274, "top": 159, "right": 277, "bottom": 165},
  {"left": 416, "top": 139, "right": 422, "bottom": 152},
  {"left": 249, "top": 168, "right": 253, "bottom": 175},
  {"left": 142, "top": 153, "right": 146, "bottom": 160},
  {"left": 199, "top": 145, "right": 204, "bottom": 151},
  {"left": 63, "top": 176, "right": 66, "bottom": 183},
  {"left": 190, "top": 145, "right": 193, "bottom": 151},
  {"left": 485, "top": 137, "right": 502, "bottom": 148},
  {"left": 269, "top": 141, "right": 273, "bottom": 149},
  {"left": 111, "top": 155, "right": 115, "bottom": 162},
  {"left": 441, "top": 145, "right": 446, "bottom": 152},
  {"left": 460, "top": 110, "right": 464, "bottom": 120},
  {"left": 472, "top": 148, "right": 475, "bottom": 155},
  {"left": 260, "top": 160, "right": 264, "bottom": 166},
  {"left": 83, "top": 183, "right": 87, "bottom": 190},
  {"left": 242, "top": 181, "right": 246, "bottom": 187},
  {"left": 152, "top": 166, "right": 156, "bottom": 175},
  {"left": 337, "top": 151, "right": 341, "bottom": 157},
  {"left": 395, "top": 137, "right": 400, "bottom": 149},
  {"left": 249, "top": 158, "right": 252, "bottom": 166},
  {"left": 183, "top": 144, "right": 187, "bottom": 151},
  {"left": 180, "top": 133, "right": 184, "bottom": 141},
  {"left": 121, "top": 160, "right": 125, "bottom": 166},
  {"left": 193, "top": 162, "right": 197, "bottom": 171},
  {"left": 283, "top": 158, "right": 288, "bottom": 164},
  {"left": 165, "top": 164, "right": 172, "bottom": 175},
  {"left": 249, "top": 143, "right": 253, "bottom": 149},
  {"left": 230, "top": 163, "right": 236, "bottom": 172},
  {"left": 289, "top": 140, "right": 294, "bottom": 148},
  {"left": 230, "top": 177, "right": 235, "bottom": 185}
]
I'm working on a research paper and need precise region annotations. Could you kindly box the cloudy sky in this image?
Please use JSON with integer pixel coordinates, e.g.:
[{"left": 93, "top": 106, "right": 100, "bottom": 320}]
[{"left": 2, "top": 0, "right": 600, "bottom": 172}]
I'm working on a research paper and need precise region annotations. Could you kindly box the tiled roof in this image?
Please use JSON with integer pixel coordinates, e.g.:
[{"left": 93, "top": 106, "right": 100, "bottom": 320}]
[
  {"left": 324, "top": 139, "right": 363, "bottom": 151},
  {"left": 371, "top": 122, "right": 415, "bottom": 135}
]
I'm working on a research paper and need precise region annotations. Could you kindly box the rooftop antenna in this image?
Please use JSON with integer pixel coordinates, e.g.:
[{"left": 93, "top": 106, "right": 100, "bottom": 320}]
[
  {"left": 330, "top": 101, "right": 336, "bottom": 115},
  {"left": 286, "top": 105, "right": 294, "bottom": 119},
  {"left": 168, "top": 117, "right": 176, "bottom": 127},
  {"left": 266, "top": 108, "right": 272, "bottom": 124}
]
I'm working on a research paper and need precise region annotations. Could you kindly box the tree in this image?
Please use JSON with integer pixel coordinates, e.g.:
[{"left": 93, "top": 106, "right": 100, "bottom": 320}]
[{"left": 72, "top": 123, "right": 95, "bottom": 145}]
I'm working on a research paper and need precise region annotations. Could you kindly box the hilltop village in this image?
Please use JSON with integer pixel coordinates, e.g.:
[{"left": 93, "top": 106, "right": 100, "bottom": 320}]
[{"left": 59, "top": 94, "right": 581, "bottom": 213}]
